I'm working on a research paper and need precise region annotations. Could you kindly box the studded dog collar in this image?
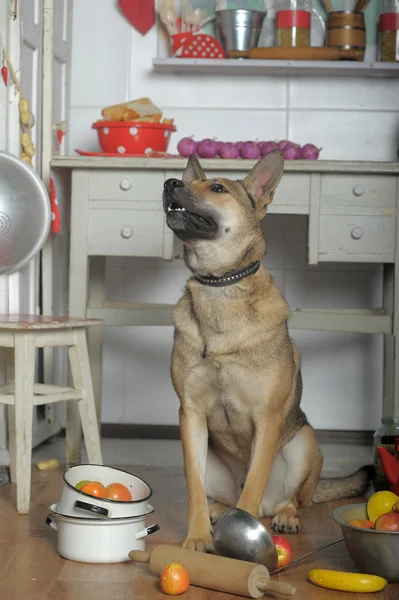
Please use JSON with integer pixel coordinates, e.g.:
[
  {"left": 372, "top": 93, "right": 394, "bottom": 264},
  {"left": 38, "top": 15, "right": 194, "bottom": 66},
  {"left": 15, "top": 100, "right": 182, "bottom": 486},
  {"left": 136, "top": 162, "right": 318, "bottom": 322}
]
[{"left": 195, "top": 261, "right": 261, "bottom": 287}]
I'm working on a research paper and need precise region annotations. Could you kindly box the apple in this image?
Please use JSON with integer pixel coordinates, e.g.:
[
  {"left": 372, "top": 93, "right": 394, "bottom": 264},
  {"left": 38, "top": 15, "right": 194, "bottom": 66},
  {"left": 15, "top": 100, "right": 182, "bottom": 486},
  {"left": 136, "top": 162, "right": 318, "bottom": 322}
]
[
  {"left": 160, "top": 563, "right": 190, "bottom": 595},
  {"left": 272, "top": 535, "right": 293, "bottom": 568},
  {"left": 75, "top": 480, "right": 90, "bottom": 490},
  {"left": 347, "top": 519, "right": 375, "bottom": 529},
  {"left": 375, "top": 511, "right": 399, "bottom": 532}
]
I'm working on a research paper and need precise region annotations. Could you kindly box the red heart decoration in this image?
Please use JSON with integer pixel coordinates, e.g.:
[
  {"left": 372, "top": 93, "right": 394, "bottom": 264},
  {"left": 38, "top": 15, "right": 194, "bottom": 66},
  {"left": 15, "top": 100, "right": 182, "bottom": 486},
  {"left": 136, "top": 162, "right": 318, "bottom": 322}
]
[
  {"left": 118, "top": 0, "right": 155, "bottom": 36},
  {"left": 1, "top": 66, "right": 8, "bottom": 86}
]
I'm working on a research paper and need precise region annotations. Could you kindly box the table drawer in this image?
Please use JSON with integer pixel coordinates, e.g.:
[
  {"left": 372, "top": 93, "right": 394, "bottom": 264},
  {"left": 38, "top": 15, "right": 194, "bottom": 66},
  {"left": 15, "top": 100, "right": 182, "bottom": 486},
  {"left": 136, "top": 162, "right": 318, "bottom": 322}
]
[
  {"left": 321, "top": 175, "right": 397, "bottom": 208},
  {"left": 318, "top": 215, "right": 395, "bottom": 262},
  {"left": 89, "top": 170, "right": 165, "bottom": 202},
  {"left": 88, "top": 208, "right": 171, "bottom": 257}
]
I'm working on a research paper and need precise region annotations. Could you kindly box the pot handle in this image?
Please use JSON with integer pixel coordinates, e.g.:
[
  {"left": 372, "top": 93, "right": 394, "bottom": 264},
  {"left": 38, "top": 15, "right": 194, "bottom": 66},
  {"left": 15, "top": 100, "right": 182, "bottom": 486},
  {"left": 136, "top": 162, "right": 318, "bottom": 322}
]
[
  {"left": 45, "top": 515, "right": 58, "bottom": 531},
  {"left": 75, "top": 500, "right": 109, "bottom": 517},
  {"left": 136, "top": 524, "right": 160, "bottom": 540}
]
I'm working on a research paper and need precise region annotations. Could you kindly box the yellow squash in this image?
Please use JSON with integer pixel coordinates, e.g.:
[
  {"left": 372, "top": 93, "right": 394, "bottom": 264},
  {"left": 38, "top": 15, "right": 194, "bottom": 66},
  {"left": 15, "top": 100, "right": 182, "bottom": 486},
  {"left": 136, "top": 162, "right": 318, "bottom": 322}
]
[
  {"left": 36, "top": 459, "right": 61, "bottom": 471},
  {"left": 308, "top": 569, "right": 387, "bottom": 593}
]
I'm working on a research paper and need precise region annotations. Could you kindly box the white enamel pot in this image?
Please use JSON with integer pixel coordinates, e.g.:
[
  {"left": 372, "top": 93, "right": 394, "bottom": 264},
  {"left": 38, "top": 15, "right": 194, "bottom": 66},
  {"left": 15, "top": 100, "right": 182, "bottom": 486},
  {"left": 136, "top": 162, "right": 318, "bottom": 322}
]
[
  {"left": 46, "top": 504, "right": 159, "bottom": 563},
  {"left": 58, "top": 464, "right": 152, "bottom": 519}
]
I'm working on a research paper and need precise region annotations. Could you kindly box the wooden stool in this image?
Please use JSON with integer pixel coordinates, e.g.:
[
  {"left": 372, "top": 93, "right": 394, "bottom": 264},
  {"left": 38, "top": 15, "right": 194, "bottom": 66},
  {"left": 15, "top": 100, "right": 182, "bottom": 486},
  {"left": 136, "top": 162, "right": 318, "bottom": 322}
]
[{"left": 0, "top": 314, "right": 103, "bottom": 514}]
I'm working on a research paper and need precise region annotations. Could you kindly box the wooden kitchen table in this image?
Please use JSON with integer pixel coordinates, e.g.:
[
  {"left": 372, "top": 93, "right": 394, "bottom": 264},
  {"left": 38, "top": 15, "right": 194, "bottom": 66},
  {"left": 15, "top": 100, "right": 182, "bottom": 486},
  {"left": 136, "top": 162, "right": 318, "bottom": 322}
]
[{"left": 50, "top": 156, "right": 399, "bottom": 463}]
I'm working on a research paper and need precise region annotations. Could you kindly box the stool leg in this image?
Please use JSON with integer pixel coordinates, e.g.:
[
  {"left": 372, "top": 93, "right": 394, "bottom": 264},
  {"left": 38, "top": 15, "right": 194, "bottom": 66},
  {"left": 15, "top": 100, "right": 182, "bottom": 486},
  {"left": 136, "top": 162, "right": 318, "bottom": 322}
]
[
  {"left": 5, "top": 347, "right": 16, "bottom": 483},
  {"left": 65, "top": 400, "right": 82, "bottom": 466},
  {"left": 68, "top": 329, "right": 102, "bottom": 465},
  {"left": 11, "top": 333, "right": 35, "bottom": 514}
]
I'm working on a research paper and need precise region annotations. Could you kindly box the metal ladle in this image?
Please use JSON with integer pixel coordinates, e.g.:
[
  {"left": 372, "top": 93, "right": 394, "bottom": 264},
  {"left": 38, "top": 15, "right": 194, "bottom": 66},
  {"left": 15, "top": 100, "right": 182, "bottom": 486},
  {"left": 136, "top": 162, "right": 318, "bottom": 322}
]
[
  {"left": 213, "top": 506, "right": 346, "bottom": 577},
  {"left": 213, "top": 508, "right": 279, "bottom": 571}
]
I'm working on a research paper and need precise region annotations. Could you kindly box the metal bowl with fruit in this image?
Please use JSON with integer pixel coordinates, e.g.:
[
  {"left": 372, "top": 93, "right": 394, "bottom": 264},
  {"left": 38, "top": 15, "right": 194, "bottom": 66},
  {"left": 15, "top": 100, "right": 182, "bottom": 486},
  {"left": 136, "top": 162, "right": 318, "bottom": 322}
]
[{"left": 333, "top": 491, "right": 399, "bottom": 582}]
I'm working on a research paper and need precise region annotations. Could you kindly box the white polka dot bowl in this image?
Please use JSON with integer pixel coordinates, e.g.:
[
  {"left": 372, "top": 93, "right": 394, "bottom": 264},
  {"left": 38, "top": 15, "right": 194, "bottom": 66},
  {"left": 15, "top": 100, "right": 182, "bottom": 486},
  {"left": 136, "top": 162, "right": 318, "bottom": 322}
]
[{"left": 92, "top": 120, "right": 177, "bottom": 156}]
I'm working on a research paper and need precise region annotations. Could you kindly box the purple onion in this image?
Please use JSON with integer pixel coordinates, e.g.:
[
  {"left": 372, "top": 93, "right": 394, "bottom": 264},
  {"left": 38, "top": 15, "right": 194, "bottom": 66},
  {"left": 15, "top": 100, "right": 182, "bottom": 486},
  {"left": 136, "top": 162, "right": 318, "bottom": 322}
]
[
  {"left": 234, "top": 141, "right": 244, "bottom": 151},
  {"left": 259, "top": 141, "right": 279, "bottom": 156},
  {"left": 215, "top": 141, "right": 224, "bottom": 154},
  {"left": 219, "top": 142, "right": 240, "bottom": 159},
  {"left": 278, "top": 140, "right": 294, "bottom": 151},
  {"left": 177, "top": 137, "right": 198, "bottom": 157},
  {"left": 197, "top": 139, "right": 218, "bottom": 159},
  {"left": 240, "top": 142, "right": 261, "bottom": 160},
  {"left": 283, "top": 146, "right": 302, "bottom": 160},
  {"left": 300, "top": 144, "right": 321, "bottom": 160}
]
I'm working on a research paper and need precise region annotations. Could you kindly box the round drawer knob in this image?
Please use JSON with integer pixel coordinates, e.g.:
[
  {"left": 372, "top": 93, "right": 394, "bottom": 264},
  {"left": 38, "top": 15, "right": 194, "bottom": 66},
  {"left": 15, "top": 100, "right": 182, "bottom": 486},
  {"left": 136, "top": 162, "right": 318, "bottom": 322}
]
[
  {"left": 351, "top": 227, "right": 363, "bottom": 240},
  {"left": 120, "top": 179, "right": 132, "bottom": 191},
  {"left": 353, "top": 184, "right": 365, "bottom": 197},
  {"left": 121, "top": 226, "right": 133, "bottom": 239}
]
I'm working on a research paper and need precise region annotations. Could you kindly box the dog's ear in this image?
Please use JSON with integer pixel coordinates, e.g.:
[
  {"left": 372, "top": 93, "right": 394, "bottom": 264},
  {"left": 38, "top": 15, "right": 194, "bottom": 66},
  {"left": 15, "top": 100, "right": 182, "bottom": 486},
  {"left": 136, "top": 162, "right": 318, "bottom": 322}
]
[
  {"left": 182, "top": 154, "right": 206, "bottom": 183},
  {"left": 242, "top": 150, "right": 284, "bottom": 220}
]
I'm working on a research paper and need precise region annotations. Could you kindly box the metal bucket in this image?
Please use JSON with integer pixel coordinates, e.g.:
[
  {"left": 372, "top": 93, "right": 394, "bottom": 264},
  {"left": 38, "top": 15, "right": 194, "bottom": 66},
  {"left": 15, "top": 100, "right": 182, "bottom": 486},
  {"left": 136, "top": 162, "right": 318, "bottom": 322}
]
[{"left": 216, "top": 9, "right": 266, "bottom": 53}]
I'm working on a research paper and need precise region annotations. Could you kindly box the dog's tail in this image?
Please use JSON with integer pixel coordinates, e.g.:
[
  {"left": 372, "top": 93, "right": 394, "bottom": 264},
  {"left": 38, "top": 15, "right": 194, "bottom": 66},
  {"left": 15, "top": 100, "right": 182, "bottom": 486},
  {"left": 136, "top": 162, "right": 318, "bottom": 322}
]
[{"left": 311, "top": 465, "right": 375, "bottom": 504}]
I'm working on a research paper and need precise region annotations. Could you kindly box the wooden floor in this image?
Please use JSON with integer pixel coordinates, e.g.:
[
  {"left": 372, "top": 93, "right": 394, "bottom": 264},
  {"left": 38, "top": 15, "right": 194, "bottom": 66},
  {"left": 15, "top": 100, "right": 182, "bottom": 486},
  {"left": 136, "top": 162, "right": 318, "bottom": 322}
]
[{"left": 0, "top": 464, "right": 397, "bottom": 600}]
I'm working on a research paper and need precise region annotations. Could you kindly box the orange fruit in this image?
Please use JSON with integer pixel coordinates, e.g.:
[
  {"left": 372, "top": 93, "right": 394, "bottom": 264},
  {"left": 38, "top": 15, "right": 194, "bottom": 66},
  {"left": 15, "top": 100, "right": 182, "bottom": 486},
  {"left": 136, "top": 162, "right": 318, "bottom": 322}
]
[
  {"left": 80, "top": 481, "right": 107, "bottom": 498},
  {"left": 347, "top": 519, "right": 374, "bottom": 529},
  {"left": 105, "top": 482, "right": 132, "bottom": 502},
  {"left": 160, "top": 563, "right": 190, "bottom": 596}
]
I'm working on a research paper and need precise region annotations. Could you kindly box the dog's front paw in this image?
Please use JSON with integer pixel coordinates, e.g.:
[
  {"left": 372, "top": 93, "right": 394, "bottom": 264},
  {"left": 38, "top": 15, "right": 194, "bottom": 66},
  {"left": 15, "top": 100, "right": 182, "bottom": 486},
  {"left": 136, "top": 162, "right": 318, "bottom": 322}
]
[
  {"left": 182, "top": 532, "right": 215, "bottom": 554},
  {"left": 272, "top": 512, "right": 300, "bottom": 533}
]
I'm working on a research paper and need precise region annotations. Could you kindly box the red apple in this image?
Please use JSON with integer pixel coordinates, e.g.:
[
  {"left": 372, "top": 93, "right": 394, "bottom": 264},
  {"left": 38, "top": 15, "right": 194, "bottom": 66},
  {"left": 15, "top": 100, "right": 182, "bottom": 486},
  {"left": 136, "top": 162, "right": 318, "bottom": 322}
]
[
  {"left": 272, "top": 535, "right": 293, "bottom": 568},
  {"left": 375, "top": 511, "right": 399, "bottom": 532}
]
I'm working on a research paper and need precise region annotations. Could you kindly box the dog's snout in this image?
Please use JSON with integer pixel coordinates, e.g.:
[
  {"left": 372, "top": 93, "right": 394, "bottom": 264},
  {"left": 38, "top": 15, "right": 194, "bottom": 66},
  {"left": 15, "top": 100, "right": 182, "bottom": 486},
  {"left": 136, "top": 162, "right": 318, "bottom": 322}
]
[{"left": 164, "top": 178, "right": 184, "bottom": 193}]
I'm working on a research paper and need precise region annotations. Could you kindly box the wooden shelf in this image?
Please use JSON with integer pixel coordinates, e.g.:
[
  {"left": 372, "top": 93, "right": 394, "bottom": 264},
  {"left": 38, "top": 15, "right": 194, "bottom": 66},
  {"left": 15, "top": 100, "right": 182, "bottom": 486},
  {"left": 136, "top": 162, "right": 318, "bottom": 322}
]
[{"left": 152, "top": 57, "right": 399, "bottom": 78}]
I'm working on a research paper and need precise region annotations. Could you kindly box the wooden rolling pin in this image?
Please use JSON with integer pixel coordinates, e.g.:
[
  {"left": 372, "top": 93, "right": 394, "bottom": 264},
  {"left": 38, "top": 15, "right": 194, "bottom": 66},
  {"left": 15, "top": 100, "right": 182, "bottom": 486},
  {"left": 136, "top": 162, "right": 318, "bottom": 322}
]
[
  {"left": 228, "top": 47, "right": 364, "bottom": 61},
  {"left": 129, "top": 545, "right": 296, "bottom": 598}
]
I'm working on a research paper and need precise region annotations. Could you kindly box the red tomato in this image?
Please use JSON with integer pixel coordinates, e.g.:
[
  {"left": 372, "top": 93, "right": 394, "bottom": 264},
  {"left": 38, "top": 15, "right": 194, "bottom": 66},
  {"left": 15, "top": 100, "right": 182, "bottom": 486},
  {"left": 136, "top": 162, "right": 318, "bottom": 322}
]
[
  {"left": 105, "top": 482, "right": 132, "bottom": 501},
  {"left": 160, "top": 563, "right": 190, "bottom": 595},
  {"left": 80, "top": 481, "right": 107, "bottom": 498}
]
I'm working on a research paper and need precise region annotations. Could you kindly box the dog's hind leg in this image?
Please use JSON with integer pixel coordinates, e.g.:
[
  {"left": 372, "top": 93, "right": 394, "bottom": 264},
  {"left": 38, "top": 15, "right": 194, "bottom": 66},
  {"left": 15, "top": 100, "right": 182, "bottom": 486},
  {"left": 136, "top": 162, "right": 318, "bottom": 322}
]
[
  {"left": 206, "top": 447, "right": 239, "bottom": 525},
  {"left": 261, "top": 425, "right": 323, "bottom": 533}
]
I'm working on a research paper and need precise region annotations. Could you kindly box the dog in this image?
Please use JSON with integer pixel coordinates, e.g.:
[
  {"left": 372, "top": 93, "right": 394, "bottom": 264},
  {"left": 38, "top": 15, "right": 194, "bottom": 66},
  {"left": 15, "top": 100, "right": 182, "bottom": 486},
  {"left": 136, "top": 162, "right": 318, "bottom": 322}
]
[{"left": 163, "top": 150, "right": 372, "bottom": 553}]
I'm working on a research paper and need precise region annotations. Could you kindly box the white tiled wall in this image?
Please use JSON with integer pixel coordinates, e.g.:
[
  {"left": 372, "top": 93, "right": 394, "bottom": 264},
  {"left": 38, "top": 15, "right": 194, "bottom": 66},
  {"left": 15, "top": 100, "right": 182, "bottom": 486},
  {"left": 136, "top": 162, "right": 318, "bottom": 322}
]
[{"left": 67, "top": 0, "right": 399, "bottom": 431}]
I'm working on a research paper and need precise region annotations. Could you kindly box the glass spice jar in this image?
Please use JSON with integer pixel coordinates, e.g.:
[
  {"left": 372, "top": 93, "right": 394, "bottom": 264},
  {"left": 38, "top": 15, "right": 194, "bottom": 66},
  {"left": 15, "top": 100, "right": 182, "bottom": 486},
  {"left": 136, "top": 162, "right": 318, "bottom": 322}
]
[
  {"left": 379, "top": 2, "right": 399, "bottom": 62},
  {"left": 275, "top": 1, "right": 312, "bottom": 47}
]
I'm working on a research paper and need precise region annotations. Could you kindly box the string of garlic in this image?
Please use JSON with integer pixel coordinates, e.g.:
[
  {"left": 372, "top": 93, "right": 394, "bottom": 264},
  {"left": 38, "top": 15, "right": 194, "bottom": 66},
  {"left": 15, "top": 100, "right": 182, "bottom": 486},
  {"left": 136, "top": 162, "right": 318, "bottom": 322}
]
[{"left": 2, "top": 46, "right": 35, "bottom": 166}]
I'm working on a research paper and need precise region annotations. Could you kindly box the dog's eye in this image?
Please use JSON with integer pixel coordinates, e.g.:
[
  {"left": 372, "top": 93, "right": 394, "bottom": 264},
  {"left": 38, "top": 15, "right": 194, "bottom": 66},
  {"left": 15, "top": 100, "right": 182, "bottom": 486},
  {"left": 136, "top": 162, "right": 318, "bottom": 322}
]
[{"left": 210, "top": 183, "right": 228, "bottom": 193}]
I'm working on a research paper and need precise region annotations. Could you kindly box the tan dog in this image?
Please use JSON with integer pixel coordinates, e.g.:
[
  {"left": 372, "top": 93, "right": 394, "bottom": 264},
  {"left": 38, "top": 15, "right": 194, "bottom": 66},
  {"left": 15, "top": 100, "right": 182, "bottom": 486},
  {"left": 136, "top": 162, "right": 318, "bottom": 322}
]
[{"left": 163, "top": 151, "right": 371, "bottom": 553}]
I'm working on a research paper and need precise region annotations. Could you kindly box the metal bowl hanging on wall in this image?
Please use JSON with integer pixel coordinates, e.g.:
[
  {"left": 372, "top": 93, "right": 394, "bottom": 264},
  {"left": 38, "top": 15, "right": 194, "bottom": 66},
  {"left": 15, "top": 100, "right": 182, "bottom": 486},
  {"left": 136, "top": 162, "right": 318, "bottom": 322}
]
[{"left": 0, "top": 151, "right": 50, "bottom": 275}]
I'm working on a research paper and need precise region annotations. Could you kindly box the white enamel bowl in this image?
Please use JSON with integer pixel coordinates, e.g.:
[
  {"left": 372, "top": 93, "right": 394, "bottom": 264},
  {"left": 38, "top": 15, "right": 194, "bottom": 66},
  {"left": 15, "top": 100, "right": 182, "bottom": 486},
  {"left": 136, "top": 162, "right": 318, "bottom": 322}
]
[{"left": 57, "top": 464, "right": 152, "bottom": 519}]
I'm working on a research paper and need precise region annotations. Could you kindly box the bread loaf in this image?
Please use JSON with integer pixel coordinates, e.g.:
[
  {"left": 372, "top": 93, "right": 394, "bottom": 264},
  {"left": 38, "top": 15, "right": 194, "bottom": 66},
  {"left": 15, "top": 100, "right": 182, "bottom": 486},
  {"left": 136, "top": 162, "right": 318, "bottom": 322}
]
[{"left": 102, "top": 97, "right": 162, "bottom": 122}]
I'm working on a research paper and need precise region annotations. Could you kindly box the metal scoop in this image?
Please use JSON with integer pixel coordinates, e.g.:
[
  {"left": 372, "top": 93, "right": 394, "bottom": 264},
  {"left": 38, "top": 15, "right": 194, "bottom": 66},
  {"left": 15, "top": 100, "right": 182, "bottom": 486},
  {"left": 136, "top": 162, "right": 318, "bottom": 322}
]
[{"left": 213, "top": 507, "right": 278, "bottom": 571}]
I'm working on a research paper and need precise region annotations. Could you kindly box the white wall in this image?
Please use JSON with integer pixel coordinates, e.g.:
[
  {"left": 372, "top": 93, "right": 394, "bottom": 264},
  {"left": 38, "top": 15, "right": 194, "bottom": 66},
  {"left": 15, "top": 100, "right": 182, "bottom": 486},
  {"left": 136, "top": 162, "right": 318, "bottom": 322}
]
[{"left": 68, "top": 0, "right": 399, "bottom": 431}]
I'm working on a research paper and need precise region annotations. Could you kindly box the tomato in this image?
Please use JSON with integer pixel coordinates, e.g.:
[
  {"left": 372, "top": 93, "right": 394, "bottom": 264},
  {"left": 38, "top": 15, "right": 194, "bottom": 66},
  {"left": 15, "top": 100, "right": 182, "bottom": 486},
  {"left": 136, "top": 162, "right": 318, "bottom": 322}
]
[
  {"left": 160, "top": 563, "right": 190, "bottom": 595},
  {"left": 105, "top": 482, "right": 132, "bottom": 501},
  {"left": 75, "top": 480, "right": 90, "bottom": 490},
  {"left": 80, "top": 481, "right": 107, "bottom": 498}
]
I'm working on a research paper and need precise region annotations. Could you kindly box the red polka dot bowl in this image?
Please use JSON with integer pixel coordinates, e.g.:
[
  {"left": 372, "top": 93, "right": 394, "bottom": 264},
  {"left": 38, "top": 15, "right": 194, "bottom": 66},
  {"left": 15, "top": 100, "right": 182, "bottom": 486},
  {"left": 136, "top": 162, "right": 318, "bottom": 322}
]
[{"left": 92, "top": 121, "right": 177, "bottom": 156}]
